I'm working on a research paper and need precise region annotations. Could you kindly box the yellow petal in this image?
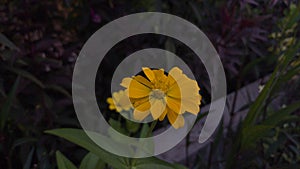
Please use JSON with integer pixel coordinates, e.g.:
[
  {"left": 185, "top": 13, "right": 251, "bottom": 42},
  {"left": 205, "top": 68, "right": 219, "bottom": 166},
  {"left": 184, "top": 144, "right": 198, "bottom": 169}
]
[
  {"left": 120, "top": 77, "right": 132, "bottom": 88},
  {"left": 167, "top": 110, "right": 185, "bottom": 129},
  {"left": 119, "top": 96, "right": 132, "bottom": 111},
  {"left": 135, "top": 100, "right": 151, "bottom": 112},
  {"left": 116, "top": 106, "right": 122, "bottom": 113},
  {"left": 107, "top": 98, "right": 116, "bottom": 110},
  {"left": 168, "top": 67, "right": 185, "bottom": 82},
  {"left": 159, "top": 107, "right": 168, "bottom": 121},
  {"left": 131, "top": 96, "right": 148, "bottom": 107},
  {"left": 112, "top": 92, "right": 120, "bottom": 102},
  {"left": 173, "top": 115, "right": 185, "bottom": 129},
  {"left": 107, "top": 98, "right": 114, "bottom": 105},
  {"left": 142, "top": 67, "right": 155, "bottom": 82},
  {"left": 109, "top": 104, "right": 116, "bottom": 110},
  {"left": 179, "top": 80, "right": 200, "bottom": 97},
  {"left": 167, "top": 74, "right": 176, "bottom": 86},
  {"left": 153, "top": 69, "right": 165, "bottom": 78},
  {"left": 168, "top": 67, "right": 200, "bottom": 93},
  {"left": 182, "top": 99, "right": 200, "bottom": 115},
  {"left": 166, "top": 96, "right": 181, "bottom": 114},
  {"left": 133, "top": 109, "right": 150, "bottom": 121},
  {"left": 167, "top": 83, "right": 181, "bottom": 99},
  {"left": 133, "top": 75, "right": 152, "bottom": 88},
  {"left": 149, "top": 99, "right": 166, "bottom": 120},
  {"left": 128, "top": 79, "right": 151, "bottom": 98}
]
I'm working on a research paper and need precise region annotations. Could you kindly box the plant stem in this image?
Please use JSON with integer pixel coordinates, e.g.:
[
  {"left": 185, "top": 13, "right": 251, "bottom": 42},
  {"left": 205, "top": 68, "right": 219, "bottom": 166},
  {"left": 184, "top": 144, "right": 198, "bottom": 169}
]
[{"left": 147, "top": 120, "right": 158, "bottom": 137}]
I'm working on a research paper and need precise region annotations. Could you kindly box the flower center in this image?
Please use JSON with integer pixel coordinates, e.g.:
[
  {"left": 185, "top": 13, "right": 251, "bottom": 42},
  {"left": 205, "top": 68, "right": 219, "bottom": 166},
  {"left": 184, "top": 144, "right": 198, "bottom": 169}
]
[{"left": 150, "top": 89, "right": 165, "bottom": 100}]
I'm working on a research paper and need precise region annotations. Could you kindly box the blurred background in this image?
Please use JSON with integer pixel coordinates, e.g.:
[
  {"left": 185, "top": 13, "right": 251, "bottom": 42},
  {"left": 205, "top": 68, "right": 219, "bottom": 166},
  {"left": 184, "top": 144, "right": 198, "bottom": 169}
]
[{"left": 0, "top": 0, "right": 299, "bottom": 169}]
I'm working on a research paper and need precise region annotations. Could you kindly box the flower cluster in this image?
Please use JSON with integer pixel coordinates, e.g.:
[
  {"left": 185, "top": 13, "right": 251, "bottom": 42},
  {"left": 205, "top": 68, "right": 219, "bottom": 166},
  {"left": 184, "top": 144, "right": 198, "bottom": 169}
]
[{"left": 107, "top": 67, "right": 201, "bottom": 129}]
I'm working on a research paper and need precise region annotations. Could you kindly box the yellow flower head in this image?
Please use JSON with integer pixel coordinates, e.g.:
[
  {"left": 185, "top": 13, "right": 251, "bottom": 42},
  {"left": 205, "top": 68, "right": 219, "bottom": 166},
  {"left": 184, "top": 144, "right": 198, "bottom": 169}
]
[
  {"left": 120, "top": 67, "right": 201, "bottom": 129},
  {"left": 106, "top": 90, "right": 132, "bottom": 112}
]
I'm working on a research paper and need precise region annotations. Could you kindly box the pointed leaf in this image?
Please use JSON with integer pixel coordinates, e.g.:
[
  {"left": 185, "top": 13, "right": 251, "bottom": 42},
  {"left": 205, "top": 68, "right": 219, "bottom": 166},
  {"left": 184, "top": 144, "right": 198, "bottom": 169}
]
[
  {"left": 56, "top": 151, "right": 77, "bottom": 169},
  {"left": 79, "top": 152, "right": 105, "bottom": 169},
  {"left": 45, "top": 128, "right": 127, "bottom": 169}
]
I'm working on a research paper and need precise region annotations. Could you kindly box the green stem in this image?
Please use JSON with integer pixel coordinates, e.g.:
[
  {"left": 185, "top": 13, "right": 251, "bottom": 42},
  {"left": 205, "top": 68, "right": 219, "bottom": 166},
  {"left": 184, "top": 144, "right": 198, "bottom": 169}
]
[
  {"left": 147, "top": 120, "right": 158, "bottom": 137},
  {"left": 130, "top": 120, "right": 158, "bottom": 167}
]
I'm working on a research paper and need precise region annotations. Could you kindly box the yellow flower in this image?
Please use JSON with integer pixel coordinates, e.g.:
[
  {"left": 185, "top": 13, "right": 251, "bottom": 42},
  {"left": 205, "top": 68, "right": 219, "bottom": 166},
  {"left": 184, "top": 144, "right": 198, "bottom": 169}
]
[
  {"left": 120, "top": 67, "right": 201, "bottom": 129},
  {"left": 107, "top": 90, "right": 132, "bottom": 112}
]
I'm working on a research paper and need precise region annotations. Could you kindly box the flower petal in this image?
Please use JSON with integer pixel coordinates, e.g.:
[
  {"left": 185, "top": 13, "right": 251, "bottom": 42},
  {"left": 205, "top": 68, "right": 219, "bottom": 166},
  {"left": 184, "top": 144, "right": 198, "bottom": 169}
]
[
  {"left": 159, "top": 107, "right": 168, "bottom": 121},
  {"left": 150, "top": 99, "right": 166, "bottom": 120},
  {"left": 135, "top": 100, "right": 151, "bottom": 112},
  {"left": 133, "top": 100, "right": 151, "bottom": 120},
  {"left": 120, "top": 77, "right": 132, "bottom": 88},
  {"left": 128, "top": 79, "right": 151, "bottom": 98},
  {"left": 142, "top": 67, "right": 155, "bottom": 82},
  {"left": 109, "top": 104, "right": 116, "bottom": 110},
  {"left": 116, "top": 106, "right": 122, "bottom": 113},
  {"left": 167, "top": 110, "right": 185, "bottom": 129},
  {"left": 168, "top": 67, "right": 185, "bottom": 82},
  {"left": 182, "top": 98, "right": 200, "bottom": 115},
  {"left": 107, "top": 97, "right": 114, "bottom": 105},
  {"left": 167, "top": 83, "right": 181, "bottom": 99},
  {"left": 166, "top": 96, "right": 181, "bottom": 114},
  {"left": 133, "top": 75, "right": 152, "bottom": 88},
  {"left": 133, "top": 109, "right": 150, "bottom": 121}
]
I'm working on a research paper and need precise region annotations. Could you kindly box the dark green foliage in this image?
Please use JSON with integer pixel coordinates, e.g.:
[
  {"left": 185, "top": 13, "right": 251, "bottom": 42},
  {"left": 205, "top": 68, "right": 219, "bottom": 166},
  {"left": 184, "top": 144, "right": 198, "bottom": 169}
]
[{"left": 0, "top": 0, "right": 299, "bottom": 169}]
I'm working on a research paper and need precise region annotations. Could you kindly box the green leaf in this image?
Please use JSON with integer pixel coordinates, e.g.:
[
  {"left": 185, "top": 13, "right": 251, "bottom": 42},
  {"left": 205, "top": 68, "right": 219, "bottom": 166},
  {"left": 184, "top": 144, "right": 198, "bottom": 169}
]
[
  {"left": 45, "top": 84, "right": 71, "bottom": 99},
  {"left": 126, "top": 119, "right": 140, "bottom": 133},
  {"left": 45, "top": 128, "right": 128, "bottom": 169},
  {"left": 262, "top": 100, "right": 300, "bottom": 126},
  {"left": 46, "top": 128, "right": 183, "bottom": 169},
  {"left": 79, "top": 152, "right": 105, "bottom": 169},
  {"left": 56, "top": 151, "right": 77, "bottom": 169},
  {"left": 109, "top": 118, "right": 127, "bottom": 134},
  {"left": 285, "top": 4, "right": 300, "bottom": 29},
  {"left": 134, "top": 157, "right": 183, "bottom": 169},
  {"left": 0, "top": 76, "right": 20, "bottom": 130},
  {"left": 242, "top": 67, "right": 278, "bottom": 127},
  {"left": 4, "top": 66, "right": 45, "bottom": 88},
  {"left": 188, "top": 1, "right": 202, "bottom": 24},
  {"left": 23, "top": 147, "right": 35, "bottom": 169},
  {"left": 0, "top": 33, "right": 19, "bottom": 50},
  {"left": 243, "top": 40, "right": 300, "bottom": 127},
  {"left": 11, "top": 137, "right": 37, "bottom": 151},
  {"left": 173, "top": 164, "right": 189, "bottom": 169},
  {"left": 241, "top": 125, "right": 273, "bottom": 149}
]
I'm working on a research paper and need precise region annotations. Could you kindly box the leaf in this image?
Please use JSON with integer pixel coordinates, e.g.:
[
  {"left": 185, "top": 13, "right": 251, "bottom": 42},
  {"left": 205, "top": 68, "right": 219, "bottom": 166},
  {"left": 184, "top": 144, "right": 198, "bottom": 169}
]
[
  {"left": 56, "top": 151, "right": 77, "bottom": 169},
  {"left": 242, "top": 67, "right": 278, "bottom": 127},
  {"left": 79, "top": 152, "right": 105, "bottom": 169},
  {"left": 134, "top": 157, "right": 183, "bottom": 169},
  {"left": 188, "top": 1, "right": 202, "bottom": 24},
  {"left": 0, "top": 76, "right": 20, "bottom": 130},
  {"left": 241, "top": 125, "right": 273, "bottom": 149},
  {"left": 285, "top": 4, "right": 300, "bottom": 29},
  {"left": 23, "top": 147, "right": 35, "bottom": 169},
  {"left": 46, "top": 128, "right": 183, "bottom": 169},
  {"left": 36, "top": 144, "right": 51, "bottom": 169},
  {"left": 262, "top": 100, "right": 300, "bottom": 126},
  {"left": 4, "top": 66, "right": 45, "bottom": 88},
  {"left": 45, "top": 129, "right": 128, "bottom": 169},
  {"left": 45, "top": 84, "right": 71, "bottom": 98},
  {"left": 11, "top": 137, "right": 37, "bottom": 151},
  {"left": 243, "top": 40, "right": 300, "bottom": 127},
  {"left": 0, "top": 33, "right": 19, "bottom": 50},
  {"left": 109, "top": 118, "right": 127, "bottom": 134},
  {"left": 126, "top": 119, "right": 140, "bottom": 133}
]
